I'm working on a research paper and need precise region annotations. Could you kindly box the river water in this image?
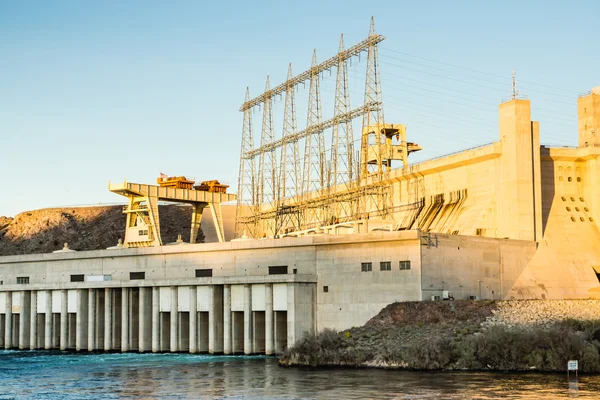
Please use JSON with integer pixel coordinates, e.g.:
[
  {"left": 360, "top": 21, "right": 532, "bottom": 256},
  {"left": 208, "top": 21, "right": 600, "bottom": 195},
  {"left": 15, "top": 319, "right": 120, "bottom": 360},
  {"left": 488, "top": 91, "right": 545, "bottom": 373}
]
[{"left": 0, "top": 350, "right": 598, "bottom": 399}]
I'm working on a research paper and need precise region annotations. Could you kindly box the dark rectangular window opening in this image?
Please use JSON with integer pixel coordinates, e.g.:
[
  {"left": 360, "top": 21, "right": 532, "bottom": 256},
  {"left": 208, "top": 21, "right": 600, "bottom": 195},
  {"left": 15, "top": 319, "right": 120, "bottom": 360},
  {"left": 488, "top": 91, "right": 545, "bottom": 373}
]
[
  {"left": 361, "top": 262, "right": 372, "bottom": 272},
  {"left": 16, "top": 277, "right": 29, "bottom": 284},
  {"left": 323, "top": 286, "right": 329, "bottom": 293},
  {"left": 70, "top": 274, "right": 84, "bottom": 282},
  {"left": 399, "top": 261, "right": 411, "bottom": 270},
  {"left": 269, "top": 266, "right": 288, "bottom": 275},
  {"left": 380, "top": 261, "right": 391, "bottom": 271},
  {"left": 130, "top": 272, "right": 145, "bottom": 280},
  {"left": 195, "top": 268, "right": 213, "bottom": 278}
]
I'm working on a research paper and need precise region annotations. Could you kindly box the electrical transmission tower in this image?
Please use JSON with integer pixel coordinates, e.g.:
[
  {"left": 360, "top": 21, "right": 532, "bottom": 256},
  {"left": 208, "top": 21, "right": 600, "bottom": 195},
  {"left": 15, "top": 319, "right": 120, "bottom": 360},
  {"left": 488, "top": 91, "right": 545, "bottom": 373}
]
[
  {"left": 235, "top": 87, "right": 257, "bottom": 238},
  {"left": 235, "top": 18, "right": 406, "bottom": 238},
  {"left": 258, "top": 76, "right": 277, "bottom": 235},
  {"left": 303, "top": 49, "right": 326, "bottom": 228},
  {"left": 278, "top": 64, "right": 301, "bottom": 234},
  {"left": 330, "top": 34, "right": 355, "bottom": 222}
]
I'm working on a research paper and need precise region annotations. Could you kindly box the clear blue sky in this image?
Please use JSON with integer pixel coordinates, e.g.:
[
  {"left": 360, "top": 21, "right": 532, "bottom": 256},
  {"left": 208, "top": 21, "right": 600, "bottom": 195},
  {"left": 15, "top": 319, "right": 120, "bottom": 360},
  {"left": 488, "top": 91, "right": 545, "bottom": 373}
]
[{"left": 1, "top": 1, "right": 598, "bottom": 217}]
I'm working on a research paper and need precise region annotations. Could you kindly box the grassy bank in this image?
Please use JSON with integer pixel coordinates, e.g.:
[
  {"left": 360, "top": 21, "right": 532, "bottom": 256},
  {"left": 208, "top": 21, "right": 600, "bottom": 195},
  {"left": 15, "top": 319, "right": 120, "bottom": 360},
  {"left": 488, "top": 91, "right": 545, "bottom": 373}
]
[{"left": 280, "top": 301, "right": 600, "bottom": 372}]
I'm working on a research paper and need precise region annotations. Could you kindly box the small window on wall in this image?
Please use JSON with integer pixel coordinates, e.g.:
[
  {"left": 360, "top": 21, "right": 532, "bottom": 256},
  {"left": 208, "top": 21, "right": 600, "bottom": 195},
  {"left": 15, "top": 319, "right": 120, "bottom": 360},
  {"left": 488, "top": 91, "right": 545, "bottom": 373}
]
[
  {"left": 70, "top": 274, "right": 84, "bottom": 282},
  {"left": 361, "top": 262, "right": 372, "bottom": 272},
  {"left": 138, "top": 230, "right": 148, "bottom": 236},
  {"left": 130, "top": 272, "right": 145, "bottom": 280},
  {"left": 323, "top": 286, "right": 329, "bottom": 293},
  {"left": 399, "top": 261, "right": 411, "bottom": 270},
  {"left": 268, "top": 266, "right": 288, "bottom": 275},
  {"left": 195, "top": 268, "right": 213, "bottom": 277},
  {"left": 380, "top": 261, "right": 391, "bottom": 271},
  {"left": 16, "top": 277, "right": 29, "bottom": 284}
]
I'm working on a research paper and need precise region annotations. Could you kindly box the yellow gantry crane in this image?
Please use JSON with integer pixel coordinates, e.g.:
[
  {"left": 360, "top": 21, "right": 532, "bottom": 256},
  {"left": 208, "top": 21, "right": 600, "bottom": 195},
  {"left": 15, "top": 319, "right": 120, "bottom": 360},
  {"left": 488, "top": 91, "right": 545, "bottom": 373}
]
[{"left": 109, "top": 176, "right": 235, "bottom": 248}]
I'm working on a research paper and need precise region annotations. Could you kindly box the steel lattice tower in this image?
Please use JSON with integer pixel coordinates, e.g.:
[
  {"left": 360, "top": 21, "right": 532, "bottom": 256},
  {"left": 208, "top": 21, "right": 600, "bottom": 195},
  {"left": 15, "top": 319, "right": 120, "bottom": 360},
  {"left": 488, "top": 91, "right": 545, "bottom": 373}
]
[
  {"left": 359, "top": 17, "right": 388, "bottom": 220},
  {"left": 330, "top": 34, "right": 355, "bottom": 221},
  {"left": 303, "top": 50, "right": 325, "bottom": 227},
  {"left": 235, "top": 87, "right": 257, "bottom": 238},
  {"left": 360, "top": 17, "right": 386, "bottom": 179},
  {"left": 280, "top": 64, "right": 300, "bottom": 201},
  {"left": 258, "top": 76, "right": 276, "bottom": 207}
]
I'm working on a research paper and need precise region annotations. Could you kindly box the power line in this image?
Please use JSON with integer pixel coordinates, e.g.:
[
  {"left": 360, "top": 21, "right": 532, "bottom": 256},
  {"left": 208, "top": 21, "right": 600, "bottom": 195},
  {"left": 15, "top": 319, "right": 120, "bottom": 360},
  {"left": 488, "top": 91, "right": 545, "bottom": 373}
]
[{"left": 380, "top": 47, "right": 579, "bottom": 95}]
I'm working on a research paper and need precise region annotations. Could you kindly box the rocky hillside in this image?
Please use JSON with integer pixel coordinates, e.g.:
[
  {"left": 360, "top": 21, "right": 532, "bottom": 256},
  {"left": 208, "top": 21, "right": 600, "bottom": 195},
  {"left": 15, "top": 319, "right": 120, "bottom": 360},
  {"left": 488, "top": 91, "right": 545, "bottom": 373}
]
[
  {"left": 0, "top": 205, "right": 201, "bottom": 256},
  {"left": 281, "top": 300, "right": 600, "bottom": 372}
]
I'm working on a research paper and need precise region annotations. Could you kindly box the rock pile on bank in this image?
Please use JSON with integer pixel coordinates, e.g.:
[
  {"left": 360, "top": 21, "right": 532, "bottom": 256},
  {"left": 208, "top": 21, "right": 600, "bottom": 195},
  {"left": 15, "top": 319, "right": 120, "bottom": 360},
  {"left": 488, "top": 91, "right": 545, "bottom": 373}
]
[{"left": 483, "top": 300, "right": 600, "bottom": 329}]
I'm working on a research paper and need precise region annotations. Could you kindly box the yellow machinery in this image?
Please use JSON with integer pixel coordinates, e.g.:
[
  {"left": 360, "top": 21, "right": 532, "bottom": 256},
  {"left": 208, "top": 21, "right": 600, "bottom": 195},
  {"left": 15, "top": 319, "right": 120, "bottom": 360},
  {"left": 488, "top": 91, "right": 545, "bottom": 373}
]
[
  {"left": 156, "top": 176, "right": 195, "bottom": 190},
  {"left": 194, "top": 180, "right": 229, "bottom": 193}
]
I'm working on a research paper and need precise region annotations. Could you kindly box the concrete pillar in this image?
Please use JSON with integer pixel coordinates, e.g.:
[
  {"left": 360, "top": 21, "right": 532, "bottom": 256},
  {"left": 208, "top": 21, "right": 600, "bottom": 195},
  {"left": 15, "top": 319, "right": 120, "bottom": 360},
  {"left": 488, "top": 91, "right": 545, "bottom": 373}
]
[
  {"left": 44, "top": 290, "right": 52, "bottom": 350},
  {"left": 152, "top": 287, "right": 159, "bottom": 353},
  {"left": 4, "top": 291, "right": 12, "bottom": 349},
  {"left": 139, "top": 287, "right": 151, "bottom": 352},
  {"left": 104, "top": 288, "right": 113, "bottom": 351},
  {"left": 243, "top": 284, "right": 252, "bottom": 355},
  {"left": 30, "top": 291, "right": 37, "bottom": 350},
  {"left": 60, "top": 290, "right": 67, "bottom": 350},
  {"left": 170, "top": 286, "right": 178, "bottom": 352},
  {"left": 223, "top": 284, "right": 231, "bottom": 355},
  {"left": 76, "top": 289, "right": 87, "bottom": 351},
  {"left": 265, "top": 283, "right": 274, "bottom": 355},
  {"left": 208, "top": 285, "right": 223, "bottom": 354},
  {"left": 286, "top": 283, "right": 316, "bottom": 349},
  {"left": 189, "top": 286, "right": 197, "bottom": 354},
  {"left": 19, "top": 291, "right": 30, "bottom": 349},
  {"left": 190, "top": 204, "right": 204, "bottom": 244},
  {"left": 121, "top": 288, "right": 129, "bottom": 352},
  {"left": 88, "top": 289, "right": 96, "bottom": 351}
]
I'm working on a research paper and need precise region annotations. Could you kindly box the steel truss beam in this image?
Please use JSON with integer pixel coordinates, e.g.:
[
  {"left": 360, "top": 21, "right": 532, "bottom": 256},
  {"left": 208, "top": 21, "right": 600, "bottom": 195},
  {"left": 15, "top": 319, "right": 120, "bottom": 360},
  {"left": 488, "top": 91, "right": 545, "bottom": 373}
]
[
  {"left": 244, "top": 102, "right": 380, "bottom": 159},
  {"left": 239, "top": 34, "right": 385, "bottom": 112}
]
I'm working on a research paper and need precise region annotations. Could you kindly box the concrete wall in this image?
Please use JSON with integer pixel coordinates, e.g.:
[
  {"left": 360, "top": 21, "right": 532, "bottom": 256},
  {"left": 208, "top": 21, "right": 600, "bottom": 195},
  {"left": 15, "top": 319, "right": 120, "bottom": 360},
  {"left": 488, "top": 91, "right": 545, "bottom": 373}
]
[
  {"left": 0, "top": 236, "right": 318, "bottom": 286},
  {"left": 315, "top": 231, "right": 422, "bottom": 331},
  {"left": 420, "top": 234, "right": 537, "bottom": 300}
]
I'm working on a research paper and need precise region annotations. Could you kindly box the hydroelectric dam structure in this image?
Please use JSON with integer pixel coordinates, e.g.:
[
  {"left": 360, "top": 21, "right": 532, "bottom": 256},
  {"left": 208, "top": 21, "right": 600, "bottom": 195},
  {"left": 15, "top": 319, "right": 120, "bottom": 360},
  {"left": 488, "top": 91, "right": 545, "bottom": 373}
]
[{"left": 1, "top": 19, "right": 600, "bottom": 354}]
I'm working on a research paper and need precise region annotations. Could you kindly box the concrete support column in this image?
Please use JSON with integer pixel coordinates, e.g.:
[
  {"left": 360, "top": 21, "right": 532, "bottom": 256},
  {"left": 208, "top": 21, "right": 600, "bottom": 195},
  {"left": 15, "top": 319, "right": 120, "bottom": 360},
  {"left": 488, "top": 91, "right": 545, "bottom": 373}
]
[
  {"left": 265, "top": 283, "right": 274, "bottom": 355},
  {"left": 121, "top": 288, "right": 130, "bottom": 352},
  {"left": 88, "top": 289, "right": 96, "bottom": 351},
  {"left": 243, "top": 284, "right": 252, "bottom": 355},
  {"left": 44, "top": 290, "right": 52, "bottom": 350},
  {"left": 76, "top": 289, "right": 87, "bottom": 351},
  {"left": 19, "top": 291, "right": 30, "bottom": 349},
  {"left": 223, "top": 284, "right": 231, "bottom": 355},
  {"left": 170, "top": 286, "right": 178, "bottom": 352},
  {"left": 4, "top": 291, "right": 12, "bottom": 349},
  {"left": 189, "top": 286, "right": 197, "bottom": 354},
  {"left": 30, "top": 291, "right": 37, "bottom": 350},
  {"left": 208, "top": 285, "right": 223, "bottom": 354},
  {"left": 60, "top": 290, "right": 67, "bottom": 350},
  {"left": 139, "top": 287, "right": 151, "bottom": 353},
  {"left": 104, "top": 288, "right": 113, "bottom": 351},
  {"left": 152, "top": 287, "right": 159, "bottom": 353}
]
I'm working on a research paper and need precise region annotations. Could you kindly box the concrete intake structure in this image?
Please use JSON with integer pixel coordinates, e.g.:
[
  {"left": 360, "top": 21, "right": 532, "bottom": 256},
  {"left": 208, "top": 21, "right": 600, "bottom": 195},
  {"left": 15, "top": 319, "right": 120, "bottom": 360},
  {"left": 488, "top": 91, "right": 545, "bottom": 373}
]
[{"left": 0, "top": 276, "right": 310, "bottom": 353}]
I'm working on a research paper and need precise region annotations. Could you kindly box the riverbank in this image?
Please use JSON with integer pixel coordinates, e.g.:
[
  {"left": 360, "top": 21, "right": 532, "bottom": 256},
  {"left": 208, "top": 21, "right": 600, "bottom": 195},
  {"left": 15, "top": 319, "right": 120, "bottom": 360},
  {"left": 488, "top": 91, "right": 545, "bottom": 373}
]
[{"left": 279, "top": 300, "right": 600, "bottom": 372}]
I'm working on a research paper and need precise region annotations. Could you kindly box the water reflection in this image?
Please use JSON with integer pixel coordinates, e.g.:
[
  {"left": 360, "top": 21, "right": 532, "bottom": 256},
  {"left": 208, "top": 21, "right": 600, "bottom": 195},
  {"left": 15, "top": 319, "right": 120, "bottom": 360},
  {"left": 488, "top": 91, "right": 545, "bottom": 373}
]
[{"left": 1, "top": 350, "right": 600, "bottom": 399}]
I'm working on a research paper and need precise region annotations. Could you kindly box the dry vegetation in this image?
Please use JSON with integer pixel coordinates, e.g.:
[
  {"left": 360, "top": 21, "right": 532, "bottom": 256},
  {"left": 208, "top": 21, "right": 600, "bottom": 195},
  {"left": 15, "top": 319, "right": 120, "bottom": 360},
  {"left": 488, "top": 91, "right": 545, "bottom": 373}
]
[{"left": 280, "top": 300, "right": 600, "bottom": 373}]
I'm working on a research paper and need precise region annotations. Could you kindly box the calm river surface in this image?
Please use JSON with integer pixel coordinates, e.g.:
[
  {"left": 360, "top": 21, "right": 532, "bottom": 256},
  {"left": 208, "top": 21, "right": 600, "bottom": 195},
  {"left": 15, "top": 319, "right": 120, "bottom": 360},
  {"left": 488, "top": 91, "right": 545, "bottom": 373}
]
[{"left": 1, "top": 350, "right": 599, "bottom": 399}]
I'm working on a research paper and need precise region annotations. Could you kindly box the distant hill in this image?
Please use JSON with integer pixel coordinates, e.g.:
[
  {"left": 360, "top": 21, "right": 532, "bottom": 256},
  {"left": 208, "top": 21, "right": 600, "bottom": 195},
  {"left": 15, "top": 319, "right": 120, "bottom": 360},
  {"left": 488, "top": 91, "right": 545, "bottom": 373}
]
[{"left": 0, "top": 205, "right": 200, "bottom": 256}]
